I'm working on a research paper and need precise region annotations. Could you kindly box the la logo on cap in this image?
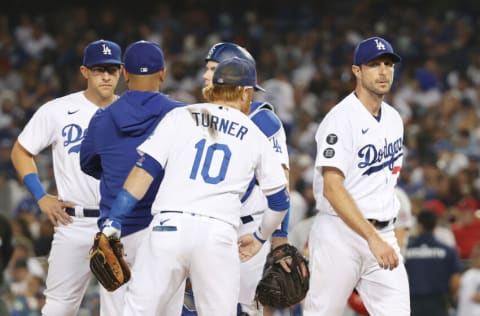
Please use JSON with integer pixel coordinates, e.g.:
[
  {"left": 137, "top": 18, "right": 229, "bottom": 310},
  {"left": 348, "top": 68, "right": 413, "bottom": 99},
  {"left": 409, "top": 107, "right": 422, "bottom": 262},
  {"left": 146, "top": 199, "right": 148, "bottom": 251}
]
[
  {"left": 374, "top": 39, "right": 386, "bottom": 51},
  {"left": 102, "top": 44, "right": 112, "bottom": 55}
]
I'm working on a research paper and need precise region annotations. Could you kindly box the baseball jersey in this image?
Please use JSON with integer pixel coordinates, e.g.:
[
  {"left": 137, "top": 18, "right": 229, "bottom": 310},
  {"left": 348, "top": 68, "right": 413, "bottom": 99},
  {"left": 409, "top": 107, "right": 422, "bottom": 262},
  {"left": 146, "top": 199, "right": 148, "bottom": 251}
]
[
  {"left": 138, "top": 103, "right": 287, "bottom": 227},
  {"left": 18, "top": 91, "right": 100, "bottom": 208},
  {"left": 313, "top": 92, "right": 403, "bottom": 221},
  {"left": 80, "top": 91, "right": 185, "bottom": 236},
  {"left": 240, "top": 102, "right": 289, "bottom": 217},
  {"left": 457, "top": 268, "right": 480, "bottom": 316}
]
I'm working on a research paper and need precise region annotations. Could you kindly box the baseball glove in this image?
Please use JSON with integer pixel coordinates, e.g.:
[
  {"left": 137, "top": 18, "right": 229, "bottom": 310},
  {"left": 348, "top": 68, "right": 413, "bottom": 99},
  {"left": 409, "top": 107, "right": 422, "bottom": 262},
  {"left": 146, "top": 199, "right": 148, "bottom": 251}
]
[
  {"left": 88, "top": 232, "right": 130, "bottom": 291},
  {"left": 255, "top": 244, "right": 310, "bottom": 308}
]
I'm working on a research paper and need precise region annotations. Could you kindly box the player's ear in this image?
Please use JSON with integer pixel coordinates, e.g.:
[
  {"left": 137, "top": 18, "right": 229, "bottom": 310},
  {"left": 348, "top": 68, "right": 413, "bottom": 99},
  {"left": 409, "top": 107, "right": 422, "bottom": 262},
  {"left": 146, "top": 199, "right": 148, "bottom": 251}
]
[
  {"left": 351, "top": 65, "right": 361, "bottom": 78},
  {"left": 123, "top": 70, "right": 130, "bottom": 84},
  {"left": 159, "top": 68, "right": 167, "bottom": 83},
  {"left": 79, "top": 65, "right": 89, "bottom": 79}
]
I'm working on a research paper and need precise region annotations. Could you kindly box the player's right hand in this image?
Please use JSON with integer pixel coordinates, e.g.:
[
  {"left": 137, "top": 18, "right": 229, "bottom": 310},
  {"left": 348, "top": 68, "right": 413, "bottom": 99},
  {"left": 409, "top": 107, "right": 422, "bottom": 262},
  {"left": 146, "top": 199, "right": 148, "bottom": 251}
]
[
  {"left": 367, "top": 235, "right": 399, "bottom": 270},
  {"left": 238, "top": 233, "right": 263, "bottom": 262},
  {"left": 38, "top": 194, "right": 74, "bottom": 226}
]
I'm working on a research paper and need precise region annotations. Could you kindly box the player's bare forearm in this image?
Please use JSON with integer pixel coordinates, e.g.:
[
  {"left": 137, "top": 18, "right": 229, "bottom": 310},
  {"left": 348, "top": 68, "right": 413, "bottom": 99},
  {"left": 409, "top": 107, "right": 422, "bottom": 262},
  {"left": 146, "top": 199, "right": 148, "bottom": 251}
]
[
  {"left": 10, "top": 141, "right": 38, "bottom": 179},
  {"left": 323, "top": 167, "right": 398, "bottom": 270},
  {"left": 123, "top": 166, "right": 154, "bottom": 200},
  {"left": 322, "top": 167, "right": 377, "bottom": 241},
  {"left": 11, "top": 141, "right": 73, "bottom": 225}
]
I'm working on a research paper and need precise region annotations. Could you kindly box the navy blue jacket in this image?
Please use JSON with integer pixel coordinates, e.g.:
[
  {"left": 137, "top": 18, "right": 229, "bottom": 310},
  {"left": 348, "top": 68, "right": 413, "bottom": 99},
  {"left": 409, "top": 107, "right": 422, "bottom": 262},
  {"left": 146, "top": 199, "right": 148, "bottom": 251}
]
[
  {"left": 405, "top": 233, "right": 463, "bottom": 296},
  {"left": 80, "top": 91, "right": 184, "bottom": 236}
]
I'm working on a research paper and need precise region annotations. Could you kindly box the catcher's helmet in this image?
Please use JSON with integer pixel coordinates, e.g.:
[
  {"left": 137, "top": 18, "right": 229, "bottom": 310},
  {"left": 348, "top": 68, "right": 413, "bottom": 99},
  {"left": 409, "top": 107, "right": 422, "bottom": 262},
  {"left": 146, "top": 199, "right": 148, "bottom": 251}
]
[{"left": 205, "top": 42, "right": 255, "bottom": 64}]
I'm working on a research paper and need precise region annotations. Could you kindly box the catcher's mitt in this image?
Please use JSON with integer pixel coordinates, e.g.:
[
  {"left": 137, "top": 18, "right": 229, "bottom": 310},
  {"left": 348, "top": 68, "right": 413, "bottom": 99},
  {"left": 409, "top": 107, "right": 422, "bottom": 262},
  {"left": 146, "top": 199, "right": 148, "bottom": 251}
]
[
  {"left": 89, "top": 232, "right": 130, "bottom": 291},
  {"left": 255, "top": 244, "right": 309, "bottom": 308}
]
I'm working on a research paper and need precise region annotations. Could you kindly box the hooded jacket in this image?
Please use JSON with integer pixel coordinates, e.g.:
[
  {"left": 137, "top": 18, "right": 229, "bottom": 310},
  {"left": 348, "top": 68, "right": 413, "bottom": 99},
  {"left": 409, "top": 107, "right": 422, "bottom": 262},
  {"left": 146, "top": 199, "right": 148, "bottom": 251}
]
[{"left": 80, "top": 91, "right": 184, "bottom": 236}]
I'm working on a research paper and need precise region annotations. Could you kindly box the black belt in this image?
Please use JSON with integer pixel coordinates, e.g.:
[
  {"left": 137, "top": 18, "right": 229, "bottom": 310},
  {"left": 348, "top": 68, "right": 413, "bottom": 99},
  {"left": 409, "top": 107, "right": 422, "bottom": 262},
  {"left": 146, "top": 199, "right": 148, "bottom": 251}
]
[
  {"left": 65, "top": 207, "right": 100, "bottom": 217},
  {"left": 367, "top": 218, "right": 396, "bottom": 230},
  {"left": 240, "top": 215, "right": 254, "bottom": 224}
]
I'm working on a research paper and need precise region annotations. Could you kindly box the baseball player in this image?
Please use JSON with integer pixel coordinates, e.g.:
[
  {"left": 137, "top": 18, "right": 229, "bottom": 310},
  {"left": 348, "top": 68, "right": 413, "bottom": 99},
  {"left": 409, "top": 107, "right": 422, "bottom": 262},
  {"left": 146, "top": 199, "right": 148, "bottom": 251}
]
[
  {"left": 10, "top": 39, "right": 123, "bottom": 316},
  {"left": 80, "top": 40, "right": 185, "bottom": 315},
  {"left": 181, "top": 42, "right": 290, "bottom": 316},
  {"left": 100, "top": 57, "right": 289, "bottom": 316},
  {"left": 304, "top": 36, "right": 410, "bottom": 315}
]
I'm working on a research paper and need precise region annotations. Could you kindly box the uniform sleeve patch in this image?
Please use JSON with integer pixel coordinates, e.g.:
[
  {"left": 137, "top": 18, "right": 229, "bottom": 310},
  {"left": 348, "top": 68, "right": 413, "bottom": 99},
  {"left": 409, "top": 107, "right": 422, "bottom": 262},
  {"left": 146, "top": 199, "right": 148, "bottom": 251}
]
[
  {"left": 326, "top": 133, "right": 338, "bottom": 145},
  {"left": 323, "top": 148, "right": 335, "bottom": 158}
]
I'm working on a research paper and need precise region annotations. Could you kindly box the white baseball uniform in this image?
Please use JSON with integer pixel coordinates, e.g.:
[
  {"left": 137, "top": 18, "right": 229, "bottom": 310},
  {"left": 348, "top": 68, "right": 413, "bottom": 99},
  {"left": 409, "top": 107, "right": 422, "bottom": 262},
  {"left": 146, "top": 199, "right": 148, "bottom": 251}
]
[
  {"left": 123, "top": 103, "right": 287, "bottom": 316},
  {"left": 457, "top": 267, "right": 480, "bottom": 316},
  {"left": 236, "top": 102, "right": 289, "bottom": 315},
  {"left": 17, "top": 91, "right": 105, "bottom": 316},
  {"left": 304, "top": 92, "right": 410, "bottom": 315}
]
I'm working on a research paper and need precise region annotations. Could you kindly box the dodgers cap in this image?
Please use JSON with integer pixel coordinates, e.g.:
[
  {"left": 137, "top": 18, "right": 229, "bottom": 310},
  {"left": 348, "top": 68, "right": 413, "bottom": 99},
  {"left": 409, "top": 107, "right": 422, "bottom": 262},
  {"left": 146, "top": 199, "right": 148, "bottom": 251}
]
[
  {"left": 353, "top": 37, "right": 401, "bottom": 66},
  {"left": 83, "top": 40, "right": 122, "bottom": 67},
  {"left": 212, "top": 57, "right": 265, "bottom": 92},
  {"left": 124, "top": 41, "right": 165, "bottom": 75}
]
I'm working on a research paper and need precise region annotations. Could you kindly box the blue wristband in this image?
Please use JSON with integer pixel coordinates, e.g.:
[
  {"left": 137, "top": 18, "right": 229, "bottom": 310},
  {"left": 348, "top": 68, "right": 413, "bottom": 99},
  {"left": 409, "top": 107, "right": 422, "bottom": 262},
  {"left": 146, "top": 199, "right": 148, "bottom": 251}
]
[
  {"left": 253, "top": 231, "right": 266, "bottom": 244},
  {"left": 23, "top": 173, "right": 47, "bottom": 201},
  {"left": 109, "top": 189, "right": 139, "bottom": 223}
]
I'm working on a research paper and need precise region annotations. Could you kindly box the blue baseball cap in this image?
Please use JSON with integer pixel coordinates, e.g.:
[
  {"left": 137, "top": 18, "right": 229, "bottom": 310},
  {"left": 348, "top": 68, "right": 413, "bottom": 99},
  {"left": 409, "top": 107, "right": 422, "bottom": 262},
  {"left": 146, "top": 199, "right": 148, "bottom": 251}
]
[
  {"left": 83, "top": 40, "right": 122, "bottom": 67},
  {"left": 212, "top": 57, "right": 265, "bottom": 92},
  {"left": 124, "top": 41, "right": 165, "bottom": 75},
  {"left": 353, "top": 37, "right": 401, "bottom": 66},
  {"left": 205, "top": 42, "right": 256, "bottom": 65}
]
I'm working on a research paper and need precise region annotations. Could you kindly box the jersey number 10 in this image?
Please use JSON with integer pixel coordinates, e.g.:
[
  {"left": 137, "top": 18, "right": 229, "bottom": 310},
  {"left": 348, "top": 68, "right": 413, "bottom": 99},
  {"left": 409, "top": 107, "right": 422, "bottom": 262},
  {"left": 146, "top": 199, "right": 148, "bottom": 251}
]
[{"left": 190, "top": 139, "right": 231, "bottom": 184}]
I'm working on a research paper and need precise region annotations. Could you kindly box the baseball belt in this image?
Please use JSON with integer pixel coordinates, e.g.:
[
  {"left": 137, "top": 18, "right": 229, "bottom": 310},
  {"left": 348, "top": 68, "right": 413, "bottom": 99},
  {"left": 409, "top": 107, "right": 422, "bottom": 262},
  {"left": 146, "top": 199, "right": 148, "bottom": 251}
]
[
  {"left": 65, "top": 207, "right": 100, "bottom": 217},
  {"left": 367, "top": 217, "right": 396, "bottom": 230}
]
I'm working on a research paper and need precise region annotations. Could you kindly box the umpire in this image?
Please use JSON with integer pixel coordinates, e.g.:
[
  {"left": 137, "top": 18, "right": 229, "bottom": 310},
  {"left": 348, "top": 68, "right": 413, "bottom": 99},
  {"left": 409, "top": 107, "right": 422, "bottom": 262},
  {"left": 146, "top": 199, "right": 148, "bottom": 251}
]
[
  {"left": 0, "top": 213, "right": 13, "bottom": 314},
  {"left": 405, "top": 210, "right": 463, "bottom": 316}
]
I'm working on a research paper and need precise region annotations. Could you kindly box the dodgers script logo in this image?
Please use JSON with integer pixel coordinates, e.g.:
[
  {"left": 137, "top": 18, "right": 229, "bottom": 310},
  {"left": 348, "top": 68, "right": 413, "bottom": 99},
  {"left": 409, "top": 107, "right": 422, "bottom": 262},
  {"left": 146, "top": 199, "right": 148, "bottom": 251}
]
[
  {"left": 62, "top": 124, "right": 87, "bottom": 154},
  {"left": 357, "top": 137, "right": 403, "bottom": 175}
]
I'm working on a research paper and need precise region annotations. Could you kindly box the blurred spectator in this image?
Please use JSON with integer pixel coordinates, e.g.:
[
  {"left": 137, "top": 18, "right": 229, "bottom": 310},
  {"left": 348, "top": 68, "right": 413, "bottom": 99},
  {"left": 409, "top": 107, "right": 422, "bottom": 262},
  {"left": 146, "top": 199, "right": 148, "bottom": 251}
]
[
  {"left": 11, "top": 275, "right": 45, "bottom": 316},
  {"left": 0, "top": 213, "right": 13, "bottom": 315},
  {"left": 457, "top": 242, "right": 480, "bottom": 316},
  {"left": 7, "top": 236, "right": 45, "bottom": 280},
  {"left": 452, "top": 196, "right": 480, "bottom": 259},
  {"left": 422, "top": 198, "right": 457, "bottom": 248},
  {"left": 257, "top": 69, "right": 295, "bottom": 138},
  {"left": 431, "top": 139, "right": 469, "bottom": 177},
  {"left": 32, "top": 218, "right": 53, "bottom": 257},
  {"left": 394, "top": 187, "right": 414, "bottom": 253},
  {"left": 405, "top": 210, "right": 463, "bottom": 316},
  {"left": 9, "top": 259, "right": 30, "bottom": 296},
  {"left": 0, "top": 171, "right": 22, "bottom": 217},
  {"left": 287, "top": 152, "right": 311, "bottom": 229}
]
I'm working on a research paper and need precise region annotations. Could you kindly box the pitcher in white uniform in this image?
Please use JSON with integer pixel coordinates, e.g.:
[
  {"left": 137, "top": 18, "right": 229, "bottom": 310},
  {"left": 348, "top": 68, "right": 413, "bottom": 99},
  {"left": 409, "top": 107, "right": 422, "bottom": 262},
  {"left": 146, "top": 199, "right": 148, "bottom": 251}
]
[
  {"left": 10, "top": 39, "right": 123, "bottom": 316},
  {"left": 304, "top": 36, "right": 410, "bottom": 316}
]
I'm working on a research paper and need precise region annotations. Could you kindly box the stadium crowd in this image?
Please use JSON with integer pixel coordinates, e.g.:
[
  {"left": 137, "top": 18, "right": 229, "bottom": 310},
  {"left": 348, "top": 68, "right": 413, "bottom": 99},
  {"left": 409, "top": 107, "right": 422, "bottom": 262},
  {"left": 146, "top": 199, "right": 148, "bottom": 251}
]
[{"left": 1, "top": 1, "right": 480, "bottom": 315}]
